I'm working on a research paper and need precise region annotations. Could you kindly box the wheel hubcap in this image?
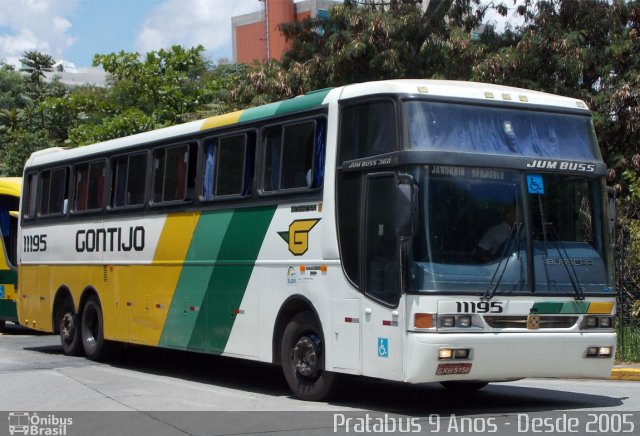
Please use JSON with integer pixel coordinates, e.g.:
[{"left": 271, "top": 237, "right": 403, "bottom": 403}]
[{"left": 292, "top": 334, "right": 321, "bottom": 378}]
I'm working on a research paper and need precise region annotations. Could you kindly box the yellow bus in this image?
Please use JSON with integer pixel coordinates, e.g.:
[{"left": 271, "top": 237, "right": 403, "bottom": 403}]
[
  {"left": 0, "top": 177, "right": 21, "bottom": 331},
  {"left": 17, "top": 81, "right": 615, "bottom": 400}
]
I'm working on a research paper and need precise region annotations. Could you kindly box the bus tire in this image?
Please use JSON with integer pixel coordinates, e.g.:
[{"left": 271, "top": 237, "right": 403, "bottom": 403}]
[
  {"left": 440, "top": 381, "right": 488, "bottom": 392},
  {"left": 281, "top": 311, "right": 336, "bottom": 401},
  {"left": 81, "top": 297, "right": 112, "bottom": 361},
  {"left": 59, "top": 307, "right": 83, "bottom": 356},
  {"left": 0, "top": 320, "right": 5, "bottom": 332}
]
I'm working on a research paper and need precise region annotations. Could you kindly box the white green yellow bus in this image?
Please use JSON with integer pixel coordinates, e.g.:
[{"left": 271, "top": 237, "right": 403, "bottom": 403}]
[
  {"left": 17, "top": 80, "right": 616, "bottom": 400},
  {"left": 0, "top": 177, "right": 21, "bottom": 331}
]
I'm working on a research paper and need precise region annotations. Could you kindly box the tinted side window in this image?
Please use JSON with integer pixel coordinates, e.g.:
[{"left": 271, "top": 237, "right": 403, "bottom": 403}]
[
  {"left": 203, "top": 133, "right": 254, "bottom": 199},
  {"left": 153, "top": 145, "right": 189, "bottom": 203},
  {"left": 111, "top": 152, "right": 147, "bottom": 208},
  {"left": 339, "top": 101, "right": 397, "bottom": 163},
  {"left": 74, "top": 161, "right": 105, "bottom": 212},
  {"left": 263, "top": 118, "right": 325, "bottom": 192},
  {"left": 22, "top": 173, "right": 37, "bottom": 219},
  {"left": 38, "top": 168, "right": 68, "bottom": 216}
]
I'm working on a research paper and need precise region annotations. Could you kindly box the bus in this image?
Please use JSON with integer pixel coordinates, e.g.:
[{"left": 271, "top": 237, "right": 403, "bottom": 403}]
[
  {"left": 16, "top": 80, "right": 616, "bottom": 401},
  {"left": 0, "top": 177, "right": 20, "bottom": 332}
]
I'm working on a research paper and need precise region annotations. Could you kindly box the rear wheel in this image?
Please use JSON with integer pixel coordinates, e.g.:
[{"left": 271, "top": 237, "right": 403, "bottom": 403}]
[
  {"left": 81, "top": 297, "right": 112, "bottom": 361},
  {"left": 59, "top": 306, "right": 83, "bottom": 356},
  {"left": 281, "top": 311, "right": 336, "bottom": 401},
  {"left": 440, "top": 381, "right": 488, "bottom": 392}
]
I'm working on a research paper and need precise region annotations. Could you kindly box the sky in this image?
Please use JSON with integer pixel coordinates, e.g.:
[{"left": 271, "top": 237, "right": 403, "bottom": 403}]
[
  {"left": 0, "top": 0, "right": 264, "bottom": 68},
  {"left": 0, "top": 0, "right": 522, "bottom": 70}
]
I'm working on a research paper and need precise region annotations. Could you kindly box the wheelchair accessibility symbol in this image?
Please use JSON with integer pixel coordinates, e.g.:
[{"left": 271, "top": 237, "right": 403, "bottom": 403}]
[
  {"left": 527, "top": 174, "right": 545, "bottom": 195},
  {"left": 378, "top": 337, "right": 389, "bottom": 358}
]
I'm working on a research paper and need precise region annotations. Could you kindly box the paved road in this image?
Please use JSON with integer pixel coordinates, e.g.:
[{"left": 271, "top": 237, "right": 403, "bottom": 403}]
[{"left": 1, "top": 323, "right": 639, "bottom": 435}]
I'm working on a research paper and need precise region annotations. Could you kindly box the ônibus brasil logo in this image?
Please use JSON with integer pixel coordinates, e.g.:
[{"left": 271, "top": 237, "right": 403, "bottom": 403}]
[{"left": 8, "top": 412, "right": 73, "bottom": 436}]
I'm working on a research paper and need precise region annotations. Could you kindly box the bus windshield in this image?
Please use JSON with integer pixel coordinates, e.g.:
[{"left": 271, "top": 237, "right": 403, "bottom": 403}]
[
  {"left": 409, "top": 166, "right": 611, "bottom": 296},
  {"left": 406, "top": 100, "right": 602, "bottom": 161}
]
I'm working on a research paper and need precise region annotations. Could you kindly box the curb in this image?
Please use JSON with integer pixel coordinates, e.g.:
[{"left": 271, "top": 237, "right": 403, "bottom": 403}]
[{"left": 610, "top": 368, "right": 640, "bottom": 381}]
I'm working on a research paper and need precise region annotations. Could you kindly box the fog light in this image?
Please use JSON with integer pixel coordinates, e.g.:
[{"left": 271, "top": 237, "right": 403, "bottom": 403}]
[
  {"left": 599, "top": 317, "right": 612, "bottom": 328},
  {"left": 457, "top": 316, "right": 472, "bottom": 328},
  {"left": 586, "top": 347, "right": 599, "bottom": 357},
  {"left": 598, "top": 347, "right": 612, "bottom": 357},
  {"left": 439, "top": 348, "right": 454, "bottom": 360},
  {"left": 440, "top": 316, "right": 455, "bottom": 328},
  {"left": 454, "top": 348, "right": 470, "bottom": 359}
]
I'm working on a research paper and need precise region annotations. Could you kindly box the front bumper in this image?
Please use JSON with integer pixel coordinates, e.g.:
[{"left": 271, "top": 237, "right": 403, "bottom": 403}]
[{"left": 406, "top": 331, "right": 615, "bottom": 383}]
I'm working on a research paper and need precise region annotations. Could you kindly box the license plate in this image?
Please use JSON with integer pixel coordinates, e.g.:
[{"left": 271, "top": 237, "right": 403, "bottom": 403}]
[{"left": 436, "top": 363, "right": 472, "bottom": 375}]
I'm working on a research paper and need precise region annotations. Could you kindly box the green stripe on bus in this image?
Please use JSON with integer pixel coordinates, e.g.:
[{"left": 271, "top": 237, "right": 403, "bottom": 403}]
[
  {"left": 531, "top": 301, "right": 592, "bottom": 314},
  {"left": 159, "top": 211, "right": 234, "bottom": 349},
  {"left": 187, "top": 205, "right": 276, "bottom": 353},
  {"left": 0, "top": 299, "right": 18, "bottom": 321},
  {"left": 530, "top": 302, "right": 563, "bottom": 314},
  {"left": 239, "top": 89, "right": 331, "bottom": 123},
  {"left": 559, "top": 301, "right": 590, "bottom": 314},
  {"left": 0, "top": 269, "right": 17, "bottom": 285}
]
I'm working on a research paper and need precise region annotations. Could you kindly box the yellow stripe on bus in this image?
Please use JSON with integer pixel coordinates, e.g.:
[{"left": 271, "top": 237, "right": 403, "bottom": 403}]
[
  {"left": 587, "top": 302, "right": 614, "bottom": 314},
  {"left": 119, "top": 212, "right": 202, "bottom": 345},
  {"left": 201, "top": 110, "right": 244, "bottom": 131}
]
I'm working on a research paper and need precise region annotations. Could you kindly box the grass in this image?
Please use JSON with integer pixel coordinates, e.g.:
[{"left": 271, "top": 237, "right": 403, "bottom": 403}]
[{"left": 617, "top": 325, "right": 640, "bottom": 362}]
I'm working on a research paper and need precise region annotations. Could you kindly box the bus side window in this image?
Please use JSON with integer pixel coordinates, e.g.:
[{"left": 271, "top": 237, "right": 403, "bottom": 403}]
[
  {"left": 203, "top": 133, "right": 253, "bottom": 200},
  {"left": 263, "top": 118, "right": 323, "bottom": 192},
  {"left": 339, "top": 100, "right": 397, "bottom": 163},
  {"left": 74, "top": 160, "right": 105, "bottom": 212},
  {"left": 22, "top": 173, "right": 38, "bottom": 219},
  {"left": 111, "top": 152, "right": 147, "bottom": 208},
  {"left": 38, "top": 168, "right": 68, "bottom": 216}
]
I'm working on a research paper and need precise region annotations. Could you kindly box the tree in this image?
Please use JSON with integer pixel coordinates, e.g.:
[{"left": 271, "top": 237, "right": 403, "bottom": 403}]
[
  {"left": 19, "top": 50, "right": 54, "bottom": 98},
  {"left": 93, "top": 45, "right": 211, "bottom": 125}
]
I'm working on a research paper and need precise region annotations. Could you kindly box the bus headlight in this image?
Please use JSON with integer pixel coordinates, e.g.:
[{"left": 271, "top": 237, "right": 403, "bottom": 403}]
[
  {"left": 457, "top": 315, "right": 472, "bottom": 328},
  {"left": 440, "top": 316, "right": 456, "bottom": 328},
  {"left": 437, "top": 314, "right": 481, "bottom": 330}
]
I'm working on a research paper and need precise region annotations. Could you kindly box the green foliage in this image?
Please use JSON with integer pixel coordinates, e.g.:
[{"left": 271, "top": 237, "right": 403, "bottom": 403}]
[
  {"left": 0, "top": 129, "right": 54, "bottom": 176},
  {"left": 66, "top": 109, "right": 159, "bottom": 146},
  {"left": 92, "top": 45, "right": 211, "bottom": 125}
]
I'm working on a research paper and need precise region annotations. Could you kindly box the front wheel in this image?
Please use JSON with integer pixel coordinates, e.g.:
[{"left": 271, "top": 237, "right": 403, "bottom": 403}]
[
  {"left": 281, "top": 311, "right": 336, "bottom": 401},
  {"left": 81, "top": 297, "right": 112, "bottom": 361}
]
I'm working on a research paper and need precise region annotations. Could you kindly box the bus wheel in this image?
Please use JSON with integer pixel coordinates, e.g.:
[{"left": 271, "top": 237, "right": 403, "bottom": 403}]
[
  {"left": 0, "top": 320, "right": 5, "bottom": 332},
  {"left": 60, "top": 309, "right": 83, "bottom": 356},
  {"left": 281, "top": 311, "right": 336, "bottom": 401},
  {"left": 81, "top": 297, "right": 111, "bottom": 361},
  {"left": 440, "top": 381, "right": 488, "bottom": 392}
]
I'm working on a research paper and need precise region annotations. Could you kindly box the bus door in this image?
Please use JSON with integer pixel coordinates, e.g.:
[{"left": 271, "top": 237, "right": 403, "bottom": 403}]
[
  {"left": 0, "top": 202, "right": 19, "bottom": 326},
  {"left": 361, "top": 173, "right": 410, "bottom": 381}
]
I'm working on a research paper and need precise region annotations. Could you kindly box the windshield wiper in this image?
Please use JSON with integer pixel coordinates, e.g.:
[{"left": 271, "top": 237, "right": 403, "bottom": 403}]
[
  {"left": 482, "top": 221, "right": 522, "bottom": 301},
  {"left": 545, "top": 222, "right": 585, "bottom": 300},
  {"left": 536, "top": 196, "right": 585, "bottom": 300}
]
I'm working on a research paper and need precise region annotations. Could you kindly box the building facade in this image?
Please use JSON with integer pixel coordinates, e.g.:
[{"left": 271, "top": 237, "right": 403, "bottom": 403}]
[{"left": 232, "top": 0, "right": 339, "bottom": 64}]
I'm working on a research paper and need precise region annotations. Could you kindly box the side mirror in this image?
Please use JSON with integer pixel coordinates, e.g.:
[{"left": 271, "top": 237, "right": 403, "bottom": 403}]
[
  {"left": 396, "top": 174, "right": 417, "bottom": 238},
  {"left": 607, "top": 186, "right": 616, "bottom": 244}
]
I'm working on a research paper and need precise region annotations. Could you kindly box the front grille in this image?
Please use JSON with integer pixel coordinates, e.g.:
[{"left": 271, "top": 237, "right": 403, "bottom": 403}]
[{"left": 484, "top": 315, "right": 579, "bottom": 329}]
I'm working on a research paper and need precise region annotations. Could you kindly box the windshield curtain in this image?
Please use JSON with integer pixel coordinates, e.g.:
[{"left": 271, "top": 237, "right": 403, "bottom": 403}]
[
  {"left": 405, "top": 101, "right": 602, "bottom": 161},
  {"left": 409, "top": 166, "right": 610, "bottom": 295}
]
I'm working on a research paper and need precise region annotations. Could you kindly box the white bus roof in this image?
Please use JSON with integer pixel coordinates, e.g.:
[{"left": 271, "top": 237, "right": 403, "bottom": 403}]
[{"left": 25, "top": 79, "right": 590, "bottom": 169}]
